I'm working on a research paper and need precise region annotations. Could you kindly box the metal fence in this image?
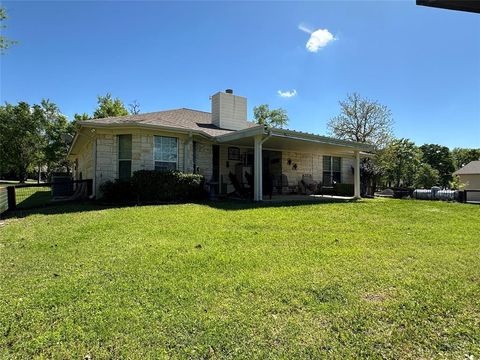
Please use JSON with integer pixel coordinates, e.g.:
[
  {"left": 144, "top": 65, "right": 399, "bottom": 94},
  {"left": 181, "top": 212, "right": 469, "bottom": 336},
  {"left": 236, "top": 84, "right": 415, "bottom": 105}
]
[
  {"left": 2, "top": 179, "right": 92, "bottom": 214},
  {"left": 412, "top": 188, "right": 480, "bottom": 204}
]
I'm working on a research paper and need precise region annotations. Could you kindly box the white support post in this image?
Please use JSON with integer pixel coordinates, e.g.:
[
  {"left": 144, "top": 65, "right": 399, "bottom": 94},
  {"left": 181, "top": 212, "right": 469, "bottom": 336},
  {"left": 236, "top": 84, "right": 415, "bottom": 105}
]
[
  {"left": 354, "top": 150, "right": 361, "bottom": 199},
  {"left": 254, "top": 135, "right": 263, "bottom": 201}
]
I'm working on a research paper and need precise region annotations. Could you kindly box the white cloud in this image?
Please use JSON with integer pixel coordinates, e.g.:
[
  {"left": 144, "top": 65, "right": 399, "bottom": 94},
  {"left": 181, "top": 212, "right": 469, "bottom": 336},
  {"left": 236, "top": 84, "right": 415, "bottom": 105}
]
[
  {"left": 277, "top": 89, "right": 297, "bottom": 98},
  {"left": 298, "top": 24, "right": 336, "bottom": 53}
]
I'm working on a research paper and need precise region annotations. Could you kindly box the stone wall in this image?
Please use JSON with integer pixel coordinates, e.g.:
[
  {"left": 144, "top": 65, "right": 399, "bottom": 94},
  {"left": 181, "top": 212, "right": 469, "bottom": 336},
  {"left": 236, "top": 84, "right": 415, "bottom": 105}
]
[
  {"left": 280, "top": 151, "right": 354, "bottom": 186},
  {"left": 78, "top": 130, "right": 190, "bottom": 196},
  {"left": 76, "top": 139, "right": 94, "bottom": 181},
  {"left": 281, "top": 151, "right": 323, "bottom": 186},
  {"left": 195, "top": 139, "right": 213, "bottom": 181}
]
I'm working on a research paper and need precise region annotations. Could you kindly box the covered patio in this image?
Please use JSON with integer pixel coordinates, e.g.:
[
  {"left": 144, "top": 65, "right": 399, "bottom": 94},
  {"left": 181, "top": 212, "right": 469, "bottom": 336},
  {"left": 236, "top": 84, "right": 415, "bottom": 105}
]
[{"left": 215, "top": 125, "right": 374, "bottom": 201}]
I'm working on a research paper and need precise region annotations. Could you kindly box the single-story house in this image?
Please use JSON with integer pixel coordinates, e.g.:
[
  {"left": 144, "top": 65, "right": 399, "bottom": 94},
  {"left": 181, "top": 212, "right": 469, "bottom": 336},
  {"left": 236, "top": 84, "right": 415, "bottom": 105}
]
[
  {"left": 453, "top": 160, "right": 480, "bottom": 202},
  {"left": 67, "top": 89, "right": 374, "bottom": 201}
]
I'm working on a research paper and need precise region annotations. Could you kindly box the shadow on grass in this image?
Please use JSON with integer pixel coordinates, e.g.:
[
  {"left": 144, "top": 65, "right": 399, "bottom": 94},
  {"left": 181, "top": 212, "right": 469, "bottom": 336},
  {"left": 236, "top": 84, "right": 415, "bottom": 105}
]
[
  {"left": 3, "top": 197, "right": 357, "bottom": 219},
  {"left": 16, "top": 189, "right": 51, "bottom": 209}
]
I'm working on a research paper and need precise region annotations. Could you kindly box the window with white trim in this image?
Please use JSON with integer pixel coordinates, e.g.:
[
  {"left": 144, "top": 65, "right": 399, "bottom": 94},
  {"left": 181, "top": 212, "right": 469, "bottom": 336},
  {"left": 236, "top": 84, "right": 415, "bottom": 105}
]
[
  {"left": 154, "top": 136, "right": 178, "bottom": 171},
  {"left": 118, "top": 134, "right": 132, "bottom": 181}
]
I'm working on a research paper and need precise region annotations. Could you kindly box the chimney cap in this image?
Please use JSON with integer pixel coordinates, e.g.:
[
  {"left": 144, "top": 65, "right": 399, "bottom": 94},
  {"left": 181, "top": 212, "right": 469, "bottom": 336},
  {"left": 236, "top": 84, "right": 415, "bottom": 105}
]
[{"left": 225, "top": 89, "right": 233, "bottom": 94}]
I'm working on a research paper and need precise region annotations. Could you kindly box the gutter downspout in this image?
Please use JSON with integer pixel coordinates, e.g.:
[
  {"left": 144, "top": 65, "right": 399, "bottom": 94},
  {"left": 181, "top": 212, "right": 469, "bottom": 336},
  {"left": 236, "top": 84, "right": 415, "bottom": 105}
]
[{"left": 253, "top": 129, "right": 272, "bottom": 201}]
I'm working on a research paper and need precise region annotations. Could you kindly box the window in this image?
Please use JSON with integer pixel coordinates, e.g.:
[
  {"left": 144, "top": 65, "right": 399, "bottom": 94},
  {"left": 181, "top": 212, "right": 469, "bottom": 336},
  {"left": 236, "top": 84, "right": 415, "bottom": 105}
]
[
  {"left": 323, "top": 156, "right": 341, "bottom": 186},
  {"left": 154, "top": 136, "right": 178, "bottom": 171},
  {"left": 118, "top": 134, "right": 132, "bottom": 181}
]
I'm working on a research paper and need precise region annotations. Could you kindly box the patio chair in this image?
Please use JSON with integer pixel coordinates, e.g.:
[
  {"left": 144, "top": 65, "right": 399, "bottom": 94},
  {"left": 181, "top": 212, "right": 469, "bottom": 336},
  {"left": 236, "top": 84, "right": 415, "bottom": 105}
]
[
  {"left": 228, "top": 172, "right": 249, "bottom": 198},
  {"left": 276, "top": 174, "right": 297, "bottom": 194},
  {"left": 299, "top": 174, "right": 318, "bottom": 195}
]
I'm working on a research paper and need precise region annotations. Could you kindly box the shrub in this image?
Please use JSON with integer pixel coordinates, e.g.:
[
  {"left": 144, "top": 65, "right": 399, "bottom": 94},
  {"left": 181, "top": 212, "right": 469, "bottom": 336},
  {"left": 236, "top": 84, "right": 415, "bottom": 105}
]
[
  {"left": 131, "top": 170, "right": 206, "bottom": 203},
  {"left": 99, "top": 179, "right": 134, "bottom": 203}
]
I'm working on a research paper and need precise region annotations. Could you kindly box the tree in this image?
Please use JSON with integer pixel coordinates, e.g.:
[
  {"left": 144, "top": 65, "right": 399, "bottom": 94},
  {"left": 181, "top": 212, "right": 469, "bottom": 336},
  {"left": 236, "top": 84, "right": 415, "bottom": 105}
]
[
  {"left": 327, "top": 93, "right": 393, "bottom": 148},
  {"left": 41, "top": 100, "right": 75, "bottom": 175},
  {"left": 414, "top": 163, "right": 440, "bottom": 189},
  {"left": 253, "top": 104, "right": 288, "bottom": 128},
  {"left": 451, "top": 147, "right": 480, "bottom": 169},
  {"left": 419, "top": 144, "right": 454, "bottom": 187},
  {"left": 129, "top": 100, "right": 141, "bottom": 115},
  {"left": 377, "top": 138, "right": 420, "bottom": 188},
  {"left": 0, "top": 6, "right": 16, "bottom": 53},
  {"left": 73, "top": 93, "right": 129, "bottom": 122},
  {"left": 73, "top": 113, "right": 91, "bottom": 121},
  {"left": 0, "top": 102, "right": 46, "bottom": 181},
  {"left": 93, "top": 93, "right": 129, "bottom": 119}
]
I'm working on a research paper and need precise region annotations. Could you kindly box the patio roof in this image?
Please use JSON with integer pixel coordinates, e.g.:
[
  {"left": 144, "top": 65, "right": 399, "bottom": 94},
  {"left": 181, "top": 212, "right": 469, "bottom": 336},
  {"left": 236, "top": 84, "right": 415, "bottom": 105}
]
[{"left": 215, "top": 126, "right": 375, "bottom": 155}]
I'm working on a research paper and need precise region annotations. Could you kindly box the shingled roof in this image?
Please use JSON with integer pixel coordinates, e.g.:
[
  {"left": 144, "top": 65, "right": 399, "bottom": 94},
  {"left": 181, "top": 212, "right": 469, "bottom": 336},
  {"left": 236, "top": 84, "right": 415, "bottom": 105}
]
[
  {"left": 453, "top": 161, "right": 480, "bottom": 175},
  {"left": 79, "top": 108, "right": 256, "bottom": 137}
]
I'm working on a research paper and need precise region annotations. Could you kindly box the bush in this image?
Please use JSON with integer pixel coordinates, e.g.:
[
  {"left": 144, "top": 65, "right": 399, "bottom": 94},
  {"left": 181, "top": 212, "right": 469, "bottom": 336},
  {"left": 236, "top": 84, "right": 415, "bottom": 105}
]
[
  {"left": 99, "top": 179, "right": 134, "bottom": 203},
  {"left": 131, "top": 170, "right": 206, "bottom": 203}
]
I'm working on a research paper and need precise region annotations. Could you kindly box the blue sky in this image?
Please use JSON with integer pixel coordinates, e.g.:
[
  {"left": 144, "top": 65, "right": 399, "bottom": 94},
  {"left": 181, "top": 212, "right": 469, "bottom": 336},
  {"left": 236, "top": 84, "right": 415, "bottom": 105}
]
[{"left": 1, "top": 1, "right": 479, "bottom": 148}]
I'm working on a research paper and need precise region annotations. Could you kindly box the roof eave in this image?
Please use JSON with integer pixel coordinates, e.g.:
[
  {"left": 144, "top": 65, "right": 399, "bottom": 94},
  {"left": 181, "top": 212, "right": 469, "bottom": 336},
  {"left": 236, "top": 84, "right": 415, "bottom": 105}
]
[
  {"left": 215, "top": 125, "right": 267, "bottom": 143},
  {"left": 78, "top": 121, "right": 215, "bottom": 140},
  {"left": 268, "top": 128, "right": 375, "bottom": 152}
]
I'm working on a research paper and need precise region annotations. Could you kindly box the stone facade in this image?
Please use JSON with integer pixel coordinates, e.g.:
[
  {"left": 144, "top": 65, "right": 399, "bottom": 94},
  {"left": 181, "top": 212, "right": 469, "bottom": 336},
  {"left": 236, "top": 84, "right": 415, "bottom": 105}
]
[
  {"left": 75, "top": 140, "right": 94, "bottom": 181},
  {"left": 74, "top": 128, "right": 357, "bottom": 197},
  {"left": 194, "top": 140, "right": 213, "bottom": 181}
]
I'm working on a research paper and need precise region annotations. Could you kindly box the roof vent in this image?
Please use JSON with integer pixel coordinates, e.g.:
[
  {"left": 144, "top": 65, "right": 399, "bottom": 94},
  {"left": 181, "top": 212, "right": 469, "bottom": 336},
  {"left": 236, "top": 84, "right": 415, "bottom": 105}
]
[{"left": 225, "top": 89, "right": 233, "bottom": 94}]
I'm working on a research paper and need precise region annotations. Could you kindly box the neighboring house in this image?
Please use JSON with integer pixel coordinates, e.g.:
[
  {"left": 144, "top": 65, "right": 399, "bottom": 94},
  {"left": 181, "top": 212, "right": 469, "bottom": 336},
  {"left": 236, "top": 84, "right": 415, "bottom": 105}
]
[
  {"left": 67, "top": 89, "right": 373, "bottom": 200},
  {"left": 453, "top": 160, "right": 480, "bottom": 202}
]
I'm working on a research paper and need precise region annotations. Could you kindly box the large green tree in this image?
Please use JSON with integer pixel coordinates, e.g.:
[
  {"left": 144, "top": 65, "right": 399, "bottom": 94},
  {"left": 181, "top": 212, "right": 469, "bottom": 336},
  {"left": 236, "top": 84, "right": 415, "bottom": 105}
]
[
  {"left": 0, "top": 102, "right": 46, "bottom": 181},
  {"left": 42, "top": 100, "right": 75, "bottom": 175},
  {"left": 93, "top": 93, "right": 129, "bottom": 119},
  {"left": 378, "top": 138, "right": 420, "bottom": 188},
  {"left": 73, "top": 93, "right": 129, "bottom": 123},
  {"left": 414, "top": 163, "right": 440, "bottom": 189},
  {"left": 451, "top": 147, "right": 480, "bottom": 169},
  {"left": 419, "top": 144, "right": 454, "bottom": 187},
  {"left": 0, "top": 6, "right": 16, "bottom": 53},
  {"left": 0, "top": 100, "right": 75, "bottom": 181},
  {"left": 327, "top": 93, "right": 394, "bottom": 148},
  {"left": 253, "top": 104, "right": 288, "bottom": 128}
]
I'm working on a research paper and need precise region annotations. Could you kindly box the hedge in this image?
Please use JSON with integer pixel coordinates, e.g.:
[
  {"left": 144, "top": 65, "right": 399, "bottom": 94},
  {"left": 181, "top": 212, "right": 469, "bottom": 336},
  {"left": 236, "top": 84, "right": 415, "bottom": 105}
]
[
  {"left": 131, "top": 170, "right": 206, "bottom": 203},
  {"left": 99, "top": 179, "right": 135, "bottom": 203},
  {"left": 99, "top": 170, "right": 206, "bottom": 204}
]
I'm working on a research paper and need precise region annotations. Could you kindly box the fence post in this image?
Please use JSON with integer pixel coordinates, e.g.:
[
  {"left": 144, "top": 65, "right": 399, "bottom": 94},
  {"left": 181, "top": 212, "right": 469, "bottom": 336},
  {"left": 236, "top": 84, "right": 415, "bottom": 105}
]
[{"left": 7, "top": 186, "right": 16, "bottom": 211}]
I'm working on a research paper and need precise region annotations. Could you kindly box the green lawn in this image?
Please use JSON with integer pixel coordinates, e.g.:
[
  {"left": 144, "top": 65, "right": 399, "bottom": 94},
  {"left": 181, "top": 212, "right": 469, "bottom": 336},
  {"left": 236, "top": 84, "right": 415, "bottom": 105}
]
[
  {"left": 0, "top": 180, "right": 51, "bottom": 209},
  {"left": 1, "top": 199, "right": 479, "bottom": 359}
]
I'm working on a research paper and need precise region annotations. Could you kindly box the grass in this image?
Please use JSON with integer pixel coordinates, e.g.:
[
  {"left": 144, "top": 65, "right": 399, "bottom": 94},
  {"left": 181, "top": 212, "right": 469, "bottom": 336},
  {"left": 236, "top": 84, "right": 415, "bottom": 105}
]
[
  {"left": 0, "top": 179, "right": 40, "bottom": 188},
  {"left": 14, "top": 187, "right": 52, "bottom": 209},
  {"left": 0, "top": 180, "right": 51, "bottom": 210},
  {"left": 0, "top": 199, "right": 479, "bottom": 359}
]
